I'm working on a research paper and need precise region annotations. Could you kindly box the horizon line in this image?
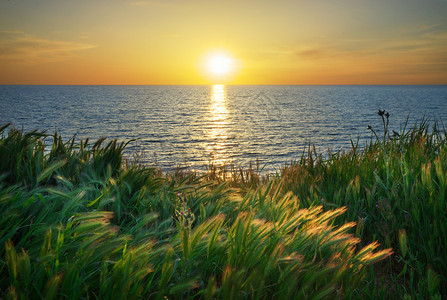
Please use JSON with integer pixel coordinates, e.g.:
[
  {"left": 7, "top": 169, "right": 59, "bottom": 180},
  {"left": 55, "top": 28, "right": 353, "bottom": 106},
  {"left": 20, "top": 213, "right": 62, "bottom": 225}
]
[{"left": 1, "top": 83, "right": 447, "bottom": 86}]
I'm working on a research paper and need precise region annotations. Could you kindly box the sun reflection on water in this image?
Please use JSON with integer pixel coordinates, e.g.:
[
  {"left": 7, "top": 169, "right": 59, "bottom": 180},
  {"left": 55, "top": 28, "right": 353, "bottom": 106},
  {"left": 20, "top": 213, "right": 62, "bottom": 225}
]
[{"left": 204, "top": 84, "right": 231, "bottom": 166}]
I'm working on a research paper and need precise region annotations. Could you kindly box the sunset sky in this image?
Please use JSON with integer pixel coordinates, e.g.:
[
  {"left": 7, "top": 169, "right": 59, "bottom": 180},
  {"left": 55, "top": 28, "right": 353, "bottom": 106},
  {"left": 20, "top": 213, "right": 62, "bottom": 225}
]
[{"left": 1, "top": 0, "right": 446, "bottom": 85}]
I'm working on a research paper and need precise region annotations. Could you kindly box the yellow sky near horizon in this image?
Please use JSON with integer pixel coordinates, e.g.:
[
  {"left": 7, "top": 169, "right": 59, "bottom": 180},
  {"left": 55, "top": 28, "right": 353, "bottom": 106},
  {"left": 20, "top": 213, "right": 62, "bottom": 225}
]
[{"left": 1, "top": 0, "right": 447, "bottom": 85}]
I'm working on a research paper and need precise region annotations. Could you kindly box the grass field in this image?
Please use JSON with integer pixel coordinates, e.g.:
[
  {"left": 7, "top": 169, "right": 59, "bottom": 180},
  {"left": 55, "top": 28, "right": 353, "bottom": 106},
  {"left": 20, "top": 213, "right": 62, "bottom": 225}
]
[{"left": 0, "top": 111, "right": 445, "bottom": 299}]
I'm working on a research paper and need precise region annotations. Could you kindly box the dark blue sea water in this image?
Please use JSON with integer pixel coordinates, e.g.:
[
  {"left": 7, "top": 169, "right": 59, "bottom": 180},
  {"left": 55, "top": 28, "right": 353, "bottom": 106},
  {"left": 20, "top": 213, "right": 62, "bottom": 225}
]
[{"left": 1, "top": 85, "right": 447, "bottom": 171}]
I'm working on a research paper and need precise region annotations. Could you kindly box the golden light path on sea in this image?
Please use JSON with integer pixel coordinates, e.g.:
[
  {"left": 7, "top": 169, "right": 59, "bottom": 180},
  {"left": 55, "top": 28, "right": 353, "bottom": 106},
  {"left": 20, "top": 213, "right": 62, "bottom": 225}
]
[{"left": 204, "top": 84, "right": 231, "bottom": 167}]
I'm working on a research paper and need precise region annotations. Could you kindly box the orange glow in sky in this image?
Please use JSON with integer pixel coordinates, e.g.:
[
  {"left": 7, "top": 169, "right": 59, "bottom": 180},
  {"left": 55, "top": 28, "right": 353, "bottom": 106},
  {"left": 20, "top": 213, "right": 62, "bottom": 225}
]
[{"left": 0, "top": 1, "right": 446, "bottom": 85}]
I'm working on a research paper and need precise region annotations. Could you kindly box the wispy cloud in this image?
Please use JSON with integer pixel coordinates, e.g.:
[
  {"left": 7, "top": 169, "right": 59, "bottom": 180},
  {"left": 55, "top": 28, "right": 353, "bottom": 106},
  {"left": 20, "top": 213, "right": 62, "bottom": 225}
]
[
  {"left": 293, "top": 25, "right": 447, "bottom": 63},
  {"left": 163, "top": 33, "right": 180, "bottom": 38},
  {"left": 293, "top": 45, "right": 342, "bottom": 59},
  {"left": 129, "top": 1, "right": 149, "bottom": 6},
  {"left": 0, "top": 31, "right": 96, "bottom": 65},
  {"left": 128, "top": 0, "right": 185, "bottom": 8}
]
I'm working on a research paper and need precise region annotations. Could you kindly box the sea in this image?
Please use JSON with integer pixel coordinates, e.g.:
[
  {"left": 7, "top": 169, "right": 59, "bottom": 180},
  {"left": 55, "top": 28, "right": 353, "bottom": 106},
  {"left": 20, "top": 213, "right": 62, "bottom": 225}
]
[{"left": 1, "top": 85, "right": 446, "bottom": 172}]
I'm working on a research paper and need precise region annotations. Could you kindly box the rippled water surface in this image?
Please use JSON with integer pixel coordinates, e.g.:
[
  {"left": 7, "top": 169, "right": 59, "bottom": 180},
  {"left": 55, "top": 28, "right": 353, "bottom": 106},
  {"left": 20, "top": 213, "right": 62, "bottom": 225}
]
[{"left": 1, "top": 85, "right": 447, "bottom": 171}]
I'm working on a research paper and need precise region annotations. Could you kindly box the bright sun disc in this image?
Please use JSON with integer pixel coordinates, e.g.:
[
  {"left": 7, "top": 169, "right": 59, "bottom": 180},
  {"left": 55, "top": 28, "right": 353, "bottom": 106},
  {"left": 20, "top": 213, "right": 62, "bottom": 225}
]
[{"left": 206, "top": 53, "right": 234, "bottom": 76}]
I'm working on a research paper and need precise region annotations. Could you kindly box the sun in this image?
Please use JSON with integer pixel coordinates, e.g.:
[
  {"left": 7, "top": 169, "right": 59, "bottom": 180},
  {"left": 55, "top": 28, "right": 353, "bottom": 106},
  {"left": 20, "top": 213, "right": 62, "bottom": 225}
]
[
  {"left": 203, "top": 51, "right": 236, "bottom": 82},
  {"left": 207, "top": 53, "right": 234, "bottom": 75}
]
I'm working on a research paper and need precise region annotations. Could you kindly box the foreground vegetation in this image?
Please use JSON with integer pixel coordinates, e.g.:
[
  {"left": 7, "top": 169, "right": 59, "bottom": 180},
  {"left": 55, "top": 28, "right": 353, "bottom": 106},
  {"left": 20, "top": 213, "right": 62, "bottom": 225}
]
[{"left": 0, "top": 111, "right": 445, "bottom": 299}]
